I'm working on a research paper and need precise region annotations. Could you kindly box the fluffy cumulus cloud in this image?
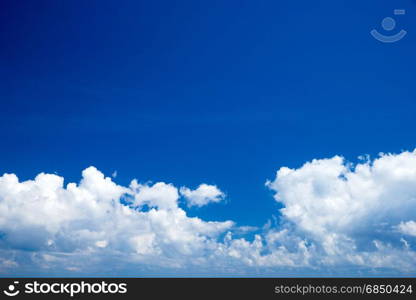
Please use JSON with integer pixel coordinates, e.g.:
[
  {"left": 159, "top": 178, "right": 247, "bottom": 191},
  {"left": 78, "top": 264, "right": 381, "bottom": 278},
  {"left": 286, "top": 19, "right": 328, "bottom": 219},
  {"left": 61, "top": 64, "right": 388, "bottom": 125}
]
[
  {"left": 180, "top": 184, "right": 225, "bottom": 207},
  {"left": 0, "top": 167, "right": 234, "bottom": 274},
  {"left": 266, "top": 150, "right": 416, "bottom": 272},
  {"left": 0, "top": 150, "right": 416, "bottom": 276},
  {"left": 398, "top": 221, "right": 416, "bottom": 237}
]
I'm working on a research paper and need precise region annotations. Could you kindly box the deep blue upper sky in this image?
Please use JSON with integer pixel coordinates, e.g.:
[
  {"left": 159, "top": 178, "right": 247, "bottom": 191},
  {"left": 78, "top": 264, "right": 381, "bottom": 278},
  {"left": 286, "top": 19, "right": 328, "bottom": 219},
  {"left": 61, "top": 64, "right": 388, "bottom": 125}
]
[{"left": 1, "top": 0, "right": 416, "bottom": 228}]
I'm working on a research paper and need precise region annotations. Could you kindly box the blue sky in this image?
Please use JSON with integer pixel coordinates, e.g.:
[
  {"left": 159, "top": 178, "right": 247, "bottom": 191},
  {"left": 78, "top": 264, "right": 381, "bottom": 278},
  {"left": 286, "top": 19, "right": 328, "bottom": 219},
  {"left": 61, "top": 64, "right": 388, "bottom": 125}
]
[{"left": 1, "top": 0, "right": 416, "bottom": 276}]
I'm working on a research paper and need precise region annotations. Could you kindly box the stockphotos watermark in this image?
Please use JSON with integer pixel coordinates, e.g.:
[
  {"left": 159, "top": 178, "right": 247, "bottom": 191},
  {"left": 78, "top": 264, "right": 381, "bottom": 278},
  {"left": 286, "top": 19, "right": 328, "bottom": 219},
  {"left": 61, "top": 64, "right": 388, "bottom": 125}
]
[
  {"left": 2, "top": 280, "right": 127, "bottom": 297},
  {"left": 371, "top": 9, "right": 407, "bottom": 43}
]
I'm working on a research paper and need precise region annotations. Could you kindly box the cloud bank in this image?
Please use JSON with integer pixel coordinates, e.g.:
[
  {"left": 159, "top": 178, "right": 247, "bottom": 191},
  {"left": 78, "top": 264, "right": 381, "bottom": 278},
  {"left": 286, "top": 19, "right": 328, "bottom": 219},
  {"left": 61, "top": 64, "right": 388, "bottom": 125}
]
[
  {"left": 398, "top": 221, "right": 416, "bottom": 237},
  {"left": 0, "top": 150, "right": 415, "bottom": 276}
]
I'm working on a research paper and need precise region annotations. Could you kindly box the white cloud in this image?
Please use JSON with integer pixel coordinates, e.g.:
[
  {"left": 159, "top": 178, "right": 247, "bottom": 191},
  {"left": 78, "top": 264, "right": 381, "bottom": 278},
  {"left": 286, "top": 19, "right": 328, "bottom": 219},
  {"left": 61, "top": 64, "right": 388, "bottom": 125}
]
[
  {"left": 180, "top": 184, "right": 225, "bottom": 207},
  {"left": 0, "top": 167, "right": 234, "bottom": 273},
  {"left": 266, "top": 150, "right": 416, "bottom": 270},
  {"left": 95, "top": 240, "right": 108, "bottom": 248},
  {"left": 0, "top": 149, "right": 416, "bottom": 276},
  {"left": 398, "top": 221, "right": 416, "bottom": 237},
  {"left": 130, "top": 181, "right": 179, "bottom": 210}
]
